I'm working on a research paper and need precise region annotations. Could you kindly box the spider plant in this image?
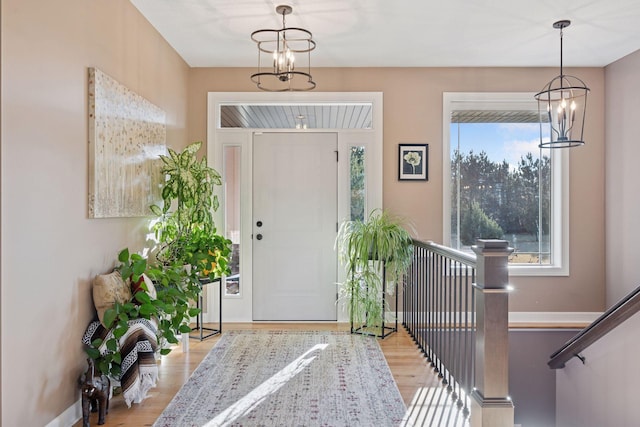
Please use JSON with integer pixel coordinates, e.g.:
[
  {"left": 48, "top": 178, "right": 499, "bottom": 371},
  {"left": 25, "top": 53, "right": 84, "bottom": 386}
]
[{"left": 336, "top": 209, "right": 413, "bottom": 336}]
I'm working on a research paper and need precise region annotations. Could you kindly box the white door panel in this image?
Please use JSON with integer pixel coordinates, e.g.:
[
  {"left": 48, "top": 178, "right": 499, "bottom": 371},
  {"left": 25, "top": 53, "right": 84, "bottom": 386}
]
[{"left": 253, "top": 132, "right": 337, "bottom": 320}]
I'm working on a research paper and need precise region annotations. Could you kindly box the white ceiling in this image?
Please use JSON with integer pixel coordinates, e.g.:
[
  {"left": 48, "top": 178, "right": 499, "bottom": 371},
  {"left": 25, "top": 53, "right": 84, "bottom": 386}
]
[{"left": 130, "top": 0, "right": 640, "bottom": 68}]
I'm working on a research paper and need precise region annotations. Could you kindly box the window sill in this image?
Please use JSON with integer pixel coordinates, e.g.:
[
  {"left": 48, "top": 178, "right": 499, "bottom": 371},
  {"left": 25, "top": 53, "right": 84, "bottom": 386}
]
[{"left": 508, "top": 264, "right": 569, "bottom": 277}]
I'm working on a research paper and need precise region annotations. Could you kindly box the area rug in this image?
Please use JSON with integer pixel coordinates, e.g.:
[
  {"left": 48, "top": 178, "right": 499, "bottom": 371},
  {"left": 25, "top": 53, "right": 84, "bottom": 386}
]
[{"left": 153, "top": 330, "right": 406, "bottom": 427}]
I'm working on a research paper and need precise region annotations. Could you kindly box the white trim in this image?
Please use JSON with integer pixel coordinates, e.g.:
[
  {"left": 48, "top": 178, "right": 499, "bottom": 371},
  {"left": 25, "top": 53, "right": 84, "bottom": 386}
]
[
  {"left": 207, "top": 92, "right": 383, "bottom": 322},
  {"left": 45, "top": 399, "right": 81, "bottom": 427},
  {"left": 398, "top": 311, "right": 600, "bottom": 327},
  {"left": 442, "top": 92, "right": 569, "bottom": 276},
  {"left": 508, "top": 311, "right": 601, "bottom": 326}
]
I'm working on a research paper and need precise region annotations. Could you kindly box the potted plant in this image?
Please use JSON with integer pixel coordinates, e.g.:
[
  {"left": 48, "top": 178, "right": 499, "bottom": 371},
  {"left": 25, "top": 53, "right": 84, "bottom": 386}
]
[
  {"left": 336, "top": 209, "right": 414, "bottom": 337},
  {"left": 85, "top": 144, "right": 232, "bottom": 379},
  {"left": 150, "top": 141, "right": 231, "bottom": 278},
  {"left": 169, "top": 227, "right": 231, "bottom": 281}
]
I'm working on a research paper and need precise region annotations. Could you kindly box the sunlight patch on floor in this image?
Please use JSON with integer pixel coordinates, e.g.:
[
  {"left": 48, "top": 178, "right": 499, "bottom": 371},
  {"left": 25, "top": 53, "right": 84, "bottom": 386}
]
[
  {"left": 203, "top": 343, "right": 329, "bottom": 427},
  {"left": 400, "top": 385, "right": 470, "bottom": 427}
]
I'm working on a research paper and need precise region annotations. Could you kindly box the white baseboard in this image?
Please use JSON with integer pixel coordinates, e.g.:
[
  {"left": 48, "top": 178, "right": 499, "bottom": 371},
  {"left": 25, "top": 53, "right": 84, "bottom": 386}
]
[
  {"left": 398, "top": 311, "right": 602, "bottom": 328},
  {"left": 45, "top": 398, "right": 81, "bottom": 427},
  {"left": 508, "top": 311, "right": 602, "bottom": 326},
  {"left": 198, "top": 311, "right": 601, "bottom": 329}
]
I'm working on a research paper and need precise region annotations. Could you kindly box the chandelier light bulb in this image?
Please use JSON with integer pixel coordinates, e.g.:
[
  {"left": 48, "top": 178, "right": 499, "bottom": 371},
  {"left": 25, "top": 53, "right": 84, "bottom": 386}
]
[
  {"left": 250, "top": 4, "right": 316, "bottom": 91},
  {"left": 534, "top": 20, "right": 589, "bottom": 148}
]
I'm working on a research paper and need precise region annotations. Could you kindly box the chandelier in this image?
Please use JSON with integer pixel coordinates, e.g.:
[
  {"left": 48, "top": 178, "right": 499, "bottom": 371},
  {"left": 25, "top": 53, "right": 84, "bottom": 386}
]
[
  {"left": 250, "top": 5, "right": 316, "bottom": 91},
  {"left": 535, "top": 20, "right": 590, "bottom": 148}
]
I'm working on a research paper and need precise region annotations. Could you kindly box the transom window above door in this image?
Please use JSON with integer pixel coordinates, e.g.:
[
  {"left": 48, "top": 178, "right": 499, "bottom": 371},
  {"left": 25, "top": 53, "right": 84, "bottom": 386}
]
[{"left": 219, "top": 103, "right": 373, "bottom": 129}]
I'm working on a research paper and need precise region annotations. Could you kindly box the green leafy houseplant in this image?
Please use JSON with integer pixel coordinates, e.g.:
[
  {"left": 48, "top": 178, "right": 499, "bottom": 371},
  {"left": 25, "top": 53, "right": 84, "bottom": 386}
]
[
  {"left": 336, "top": 209, "right": 414, "bottom": 336},
  {"left": 85, "top": 144, "right": 233, "bottom": 377},
  {"left": 168, "top": 228, "right": 231, "bottom": 281},
  {"left": 150, "top": 141, "right": 231, "bottom": 275},
  {"left": 85, "top": 248, "right": 201, "bottom": 378}
]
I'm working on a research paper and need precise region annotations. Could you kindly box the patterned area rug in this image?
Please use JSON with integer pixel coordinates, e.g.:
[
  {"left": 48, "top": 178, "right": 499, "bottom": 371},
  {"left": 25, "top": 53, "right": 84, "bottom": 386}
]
[{"left": 153, "top": 330, "right": 406, "bottom": 427}]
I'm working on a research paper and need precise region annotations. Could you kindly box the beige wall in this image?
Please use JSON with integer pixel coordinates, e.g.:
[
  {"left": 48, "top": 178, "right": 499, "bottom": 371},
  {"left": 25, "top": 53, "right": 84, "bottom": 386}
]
[
  {"left": 556, "top": 310, "right": 640, "bottom": 426},
  {"left": 1, "top": 0, "right": 189, "bottom": 425},
  {"left": 605, "top": 49, "right": 640, "bottom": 306},
  {"left": 189, "top": 67, "right": 606, "bottom": 312}
]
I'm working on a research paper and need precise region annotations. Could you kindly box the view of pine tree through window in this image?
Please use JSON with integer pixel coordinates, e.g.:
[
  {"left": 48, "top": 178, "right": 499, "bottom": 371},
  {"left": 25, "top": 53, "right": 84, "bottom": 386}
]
[
  {"left": 350, "top": 146, "right": 365, "bottom": 221},
  {"left": 450, "top": 111, "right": 551, "bottom": 264}
]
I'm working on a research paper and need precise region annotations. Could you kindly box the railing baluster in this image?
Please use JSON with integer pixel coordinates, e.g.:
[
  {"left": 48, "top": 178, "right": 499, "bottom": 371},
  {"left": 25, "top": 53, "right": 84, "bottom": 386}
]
[
  {"left": 437, "top": 252, "right": 444, "bottom": 379},
  {"left": 419, "top": 246, "right": 425, "bottom": 356},
  {"left": 420, "top": 246, "right": 426, "bottom": 354},
  {"left": 452, "top": 259, "right": 460, "bottom": 403},
  {"left": 446, "top": 257, "right": 453, "bottom": 391},
  {"left": 430, "top": 249, "right": 435, "bottom": 367},
  {"left": 457, "top": 260, "right": 465, "bottom": 408},
  {"left": 463, "top": 264, "right": 472, "bottom": 417},
  {"left": 402, "top": 239, "right": 512, "bottom": 425},
  {"left": 407, "top": 251, "right": 412, "bottom": 333},
  {"left": 426, "top": 246, "right": 432, "bottom": 363}
]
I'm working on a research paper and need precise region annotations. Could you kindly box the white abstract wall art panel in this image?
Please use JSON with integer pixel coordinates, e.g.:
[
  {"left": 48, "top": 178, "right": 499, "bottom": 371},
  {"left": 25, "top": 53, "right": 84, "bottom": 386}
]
[{"left": 88, "top": 67, "right": 166, "bottom": 218}]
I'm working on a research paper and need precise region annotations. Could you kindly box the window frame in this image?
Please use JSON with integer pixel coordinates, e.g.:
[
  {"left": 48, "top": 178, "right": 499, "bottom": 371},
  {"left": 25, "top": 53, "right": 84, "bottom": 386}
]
[{"left": 442, "top": 92, "right": 569, "bottom": 276}]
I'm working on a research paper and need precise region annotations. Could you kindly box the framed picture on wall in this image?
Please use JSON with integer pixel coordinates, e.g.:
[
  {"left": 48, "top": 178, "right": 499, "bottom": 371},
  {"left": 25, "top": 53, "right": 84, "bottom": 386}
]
[{"left": 399, "top": 144, "right": 428, "bottom": 181}]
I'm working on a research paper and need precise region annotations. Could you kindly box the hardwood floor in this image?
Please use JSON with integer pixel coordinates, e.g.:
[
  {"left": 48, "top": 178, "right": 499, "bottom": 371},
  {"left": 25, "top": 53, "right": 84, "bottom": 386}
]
[{"left": 75, "top": 323, "right": 442, "bottom": 427}]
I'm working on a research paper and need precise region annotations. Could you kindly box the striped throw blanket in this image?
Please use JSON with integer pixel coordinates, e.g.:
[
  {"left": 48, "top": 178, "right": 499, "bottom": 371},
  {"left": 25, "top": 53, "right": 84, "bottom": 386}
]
[{"left": 82, "top": 318, "right": 159, "bottom": 407}]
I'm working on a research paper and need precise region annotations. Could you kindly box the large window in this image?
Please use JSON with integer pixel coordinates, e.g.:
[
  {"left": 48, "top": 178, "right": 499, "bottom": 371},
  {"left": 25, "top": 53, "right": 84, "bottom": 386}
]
[{"left": 443, "top": 93, "right": 568, "bottom": 276}]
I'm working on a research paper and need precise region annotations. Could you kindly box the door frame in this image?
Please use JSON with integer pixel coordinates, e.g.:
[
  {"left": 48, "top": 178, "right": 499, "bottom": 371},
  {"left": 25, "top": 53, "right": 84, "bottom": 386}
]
[{"left": 207, "top": 92, "right": 383, "bottom": 322}]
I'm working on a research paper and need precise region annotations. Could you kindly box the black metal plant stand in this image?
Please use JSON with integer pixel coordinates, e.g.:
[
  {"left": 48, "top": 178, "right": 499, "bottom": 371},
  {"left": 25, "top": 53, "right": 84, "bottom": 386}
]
[
  {"left": 350, "top": 263, "right": 398, "bottom": 339},
  {"left": 190, "top": 277, "right": 222, "bottom": 340}
]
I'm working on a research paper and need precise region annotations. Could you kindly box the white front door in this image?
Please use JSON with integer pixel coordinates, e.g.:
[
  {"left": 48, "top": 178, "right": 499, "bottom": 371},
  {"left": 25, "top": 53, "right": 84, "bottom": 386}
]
[{"left": 252, "top": 132, "right": 338, "bottom": 320}]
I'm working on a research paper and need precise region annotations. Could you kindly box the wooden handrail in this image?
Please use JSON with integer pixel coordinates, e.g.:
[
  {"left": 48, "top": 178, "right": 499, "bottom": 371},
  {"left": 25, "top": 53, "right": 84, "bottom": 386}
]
[{"left": 548, "top": 284, "right": 640, "bottom": 369}]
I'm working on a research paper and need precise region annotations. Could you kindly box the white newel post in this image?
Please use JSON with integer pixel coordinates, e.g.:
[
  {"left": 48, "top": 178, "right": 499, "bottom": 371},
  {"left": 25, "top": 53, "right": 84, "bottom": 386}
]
[{"left": 470, "top": 239, "right": 514, "bottom": 427}]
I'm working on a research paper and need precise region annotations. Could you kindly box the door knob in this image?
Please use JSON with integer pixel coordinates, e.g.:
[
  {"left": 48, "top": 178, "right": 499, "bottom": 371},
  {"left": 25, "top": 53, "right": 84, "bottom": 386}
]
[{"left": 256, "top": 234, "right": 263, "bottom": 240}]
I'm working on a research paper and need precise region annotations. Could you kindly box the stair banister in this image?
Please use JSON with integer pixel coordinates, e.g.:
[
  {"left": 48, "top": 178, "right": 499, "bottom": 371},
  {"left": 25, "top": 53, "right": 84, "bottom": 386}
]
[{"left": 548, "top": 284, "right": 640, "bottom": 369}]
